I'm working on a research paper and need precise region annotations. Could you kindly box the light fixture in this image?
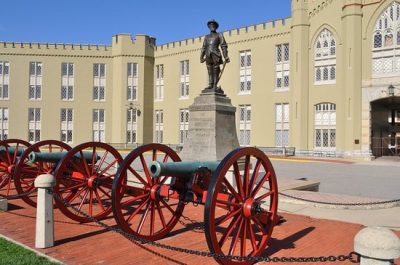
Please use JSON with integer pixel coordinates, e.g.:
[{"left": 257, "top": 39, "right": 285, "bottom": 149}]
[{"left": 388, "top": 84, "right": 395, "bottom": 97}]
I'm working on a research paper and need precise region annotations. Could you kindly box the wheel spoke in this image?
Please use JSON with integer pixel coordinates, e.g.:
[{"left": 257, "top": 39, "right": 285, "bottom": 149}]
[
  {"left": 67, "top": 187, "right": 87, "bottom": 203},
  {"left": 127, "top": 197, "right": 150, "bottom": 223},
  {"left": 229, "top": 216, "right": 244, "bottom": 256},
  {"left": 160, "top": 199, "right": 177, "bottom": 215},
  {"left": 251, "top": 171, "right": 271, "bottom": 198},
  {"left": 98, "top": 159, "right": 118, "bottom": 176},
  {"left": 97, "top": 185, "right": 112, "bottom": 199},
  {"left": 255, "top": 190, "right": 274, "bottom": 202},
  {"left": 233, "top": 162, "right": 245, "bottom": 198},
  {"left": 137, "top": 200, "right": 151, "bottom": 234},
  {"left": 218, "top": 214, "right": 241, "bottom": 247},
  {"left": 241, "top": 217, "right": 247, "bottom": 256},
  {"left": 78, "top": 189, "right": 90, "bottom": 211},
  {"left": 215, "top": 208, "right": 241, "bottom": 226},
  {"left": 128, "top": 166, "right": 148, "bottom": 186},
  {"left": 120, "top": 193, "right": 148, "bottom": 207},
  {"left": 150, "top": 202, "right": 155, "bottom": 235},
  {"left": 162, "top": 153, "right": 170, "bottom": 163},
  {"left": 249, "top": 159, "right": 262, "bottom": 194},
  {"left": 222, "top": 178, "right": 242, "bottom": 202},
  {"left": 140, "top": 154, "right": 152, "bottom": 185},
  {"left": 58, "top": 182, "right": 86, "bottom": 193},
  {"left": 89, "top": 190, "right": 93, "bottom": 216},
  {"left": 152, "top": 149, "right": 157, "bottom": 161},
  {"left": 94, "top": 188, "right": 106, "bottom": 212},
  {"left": 247, "top": 219, "right": 258, "bottom": 253},
  {"left": 95, "top": 150, "right": 108, "bottom": 175},
  {"left": 80, "top": 150, "right": 92, "bottom": 177},
  {"left": 244, "top": 155, "right": 250, "bottom": 196},
  {"left": 155, "top": 201, "right": 167, "bottom": 229},
  {"left": 91, "top": 146, "right": 97, "bottom": 174}
]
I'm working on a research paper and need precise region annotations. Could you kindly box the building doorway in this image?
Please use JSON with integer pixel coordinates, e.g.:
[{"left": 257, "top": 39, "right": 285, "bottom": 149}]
[{"left": 371, "top": 97, "right": 400, "bottom": 157}]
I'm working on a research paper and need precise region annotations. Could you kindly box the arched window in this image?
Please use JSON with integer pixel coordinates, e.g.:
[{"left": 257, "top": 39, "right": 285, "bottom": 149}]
[
  {"left": 314, "top": 103, "right": 336, "bottom": 150},
  {"left": 372, "top": 2, "right": 400, "bottom": 76},
  {"left": 314, "top": 29, "right": 337, "bottom": 84}
]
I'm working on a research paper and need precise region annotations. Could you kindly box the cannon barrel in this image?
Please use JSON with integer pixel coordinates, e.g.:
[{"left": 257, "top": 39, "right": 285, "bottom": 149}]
[
  {"left": 149, "top": 160, "right": 220, "bottom": 178},
  {"left": 28, "top": 151, "right": 100, "bottom": 163},
  {"left": 0, "top": 146, "right": 25, "bottom": 156}
]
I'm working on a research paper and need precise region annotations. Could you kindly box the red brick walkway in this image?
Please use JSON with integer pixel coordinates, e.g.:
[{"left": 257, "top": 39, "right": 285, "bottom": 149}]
[{"left": 0, "top": 198, "right": 398, "bottom": 264}]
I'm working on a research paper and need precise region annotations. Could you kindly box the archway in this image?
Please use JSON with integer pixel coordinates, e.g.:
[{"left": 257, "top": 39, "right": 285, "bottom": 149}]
[{"left": 371, "top": 96, "right": 400, "bottom": 157}]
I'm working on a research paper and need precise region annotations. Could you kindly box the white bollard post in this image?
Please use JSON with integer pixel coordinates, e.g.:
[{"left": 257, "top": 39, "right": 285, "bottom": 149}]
[
  {"left": 0, "top": 196, "right": 7, "bottom": 211},
  {"left": 34, "top": 174, "right": 55, "bottom": 248},
  {"left": 354, "top": 227, "right": 400, "bottom": 265}
]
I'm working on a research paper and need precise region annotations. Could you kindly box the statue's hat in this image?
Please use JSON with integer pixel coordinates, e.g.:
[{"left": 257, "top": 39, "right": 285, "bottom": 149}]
[{"left": 207, "top": 19, "right": 219, "bottom": 29}]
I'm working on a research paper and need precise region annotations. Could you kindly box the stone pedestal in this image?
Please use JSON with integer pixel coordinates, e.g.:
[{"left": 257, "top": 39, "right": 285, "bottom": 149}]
[{"left": 180, "top": 92, "right": 239, "bottom": 161}]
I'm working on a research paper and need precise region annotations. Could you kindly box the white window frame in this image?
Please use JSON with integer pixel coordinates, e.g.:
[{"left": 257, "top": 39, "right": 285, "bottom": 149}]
[
  {"left": 93, "top": 63, "right": 106, "bottom": 101},
  {"left": 0, "top": 61, "right": 10, "bottom": 100},
  {"left": 179, "top": 60, "right": 189, "bottom": 99},
  {"left": 372, "top": 2, "right": 400, "bottom": 77},
  {"left": 61, "top": 63, "right": 74, "bottom": 101},
  {"left": 60, "top": 108, "right": 73, "bottom": 144},
  {"left": 126, "top": 108, "right": 137, "bottom": 144},
  {"left": 127, "top": 63, "right": 138, "bottom": 101},
  {"left": 28, "top": 108, "right": 41, "bottom": 143},
  {"left": 155, "top": 64, "right": 164, "bottom": 101},
  {"left": 275, "top": 44, "right": 290, "bottom": 91},
  {"left": 0, "top": 108, "right": 9, "bottom": 140},
  {"left": 314, "top": 29, "right": 336, "bottom": 85},
  {"left": 29, "top": 62, "right": 42, "bottom": 100},
  {"left": 92, "top": 109, "right": 105, "bottom": 142},
  {"left": 239, "top": 104, "right": 251, "bottom": 146},
  {"left": 179, "top": 109, "right": 189, "bottom": 144},
  {"left": 275, "top": 103, "right": 290, "bottom": 147},
  {"left": 155, "top": 110, "right": 164, "bottom": 143},
  {"left": 239, "top": 50, "right": 252, "bottom": 95},
  {"left": 314, "top": 103, "right": 336, "bottom": 150}
]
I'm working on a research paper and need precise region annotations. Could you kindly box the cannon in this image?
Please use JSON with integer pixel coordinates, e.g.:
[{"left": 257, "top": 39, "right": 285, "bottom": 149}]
[
  {"left": 14, "top": 140, "right": 72, "bottom": 207},
  {"left": 112, "top": 143, "right": 278, "bottom": 265},
  {"left": 0, "top": 139, "right": 31, "bottom": 198},
  {"left": 13, "top": 140, "right": 121, "bottom": 223}
]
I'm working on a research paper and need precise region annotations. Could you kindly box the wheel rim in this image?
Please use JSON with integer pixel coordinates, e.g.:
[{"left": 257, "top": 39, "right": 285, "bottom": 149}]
[
  {"left": 0, "top": 139, "right": 31, "bottom": 198},
  {"left": 204, "top": 147, "right": 278, "bottom": 265},
  {"left": 112, "top": 144, "right": 184, "bottom": 241},
  {"left": 14, "top": 140, "right": 71, "bottom": 207},
  {"left": 54, "top": 142, "right": 123, "bottom": 223}
]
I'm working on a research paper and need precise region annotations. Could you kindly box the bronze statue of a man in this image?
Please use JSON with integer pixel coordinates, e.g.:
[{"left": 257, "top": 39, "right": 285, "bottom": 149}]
[{"left": 200, "top": 19, "right": 230, "bottom": 92}]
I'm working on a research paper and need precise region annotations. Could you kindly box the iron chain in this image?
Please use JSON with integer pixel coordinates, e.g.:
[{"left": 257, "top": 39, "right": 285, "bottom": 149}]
[
  {"left": 278, "top": 191, "right": 400, "bottom": 207},
  {"left": 49, "top": 190, "right": 360, "bottom": 263},
  {"left": 4, "top": 189, "right": 36, "bottom": 200}
]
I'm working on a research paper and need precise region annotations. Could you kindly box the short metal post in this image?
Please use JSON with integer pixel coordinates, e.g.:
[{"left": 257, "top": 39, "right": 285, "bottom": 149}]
[
  {"left": 34, "top": 174, "right": 55, "bottom": 248},
  {"left": 354, "top": 226, "right": 400, "bottom": 265}
]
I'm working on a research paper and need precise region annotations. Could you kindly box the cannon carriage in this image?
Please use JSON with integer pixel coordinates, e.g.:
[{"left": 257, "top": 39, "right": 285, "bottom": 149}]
[{"left": 112, "top": 143, "right": 278, "bottom": 265}]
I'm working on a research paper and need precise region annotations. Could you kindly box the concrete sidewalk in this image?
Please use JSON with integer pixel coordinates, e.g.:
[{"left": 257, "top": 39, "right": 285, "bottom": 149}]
[{"left": 278, "top": 191, "right": 400, "bottom": 231}]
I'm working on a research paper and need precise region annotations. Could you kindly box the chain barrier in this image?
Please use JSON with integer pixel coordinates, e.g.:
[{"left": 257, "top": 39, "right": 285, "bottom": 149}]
[
  {"left": 49, "top": 190, "right": 360, "bottom": 263},
  {"left": 278, "top": 191, "right": 400, "bottom": 207},
  {"left": 3, "top": 189, "right": 36, "bottom": 200}
]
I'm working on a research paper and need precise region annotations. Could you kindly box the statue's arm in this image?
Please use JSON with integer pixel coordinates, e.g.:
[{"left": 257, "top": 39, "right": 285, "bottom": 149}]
[
  {"left": 219, "top": 33, "right": 230, "bottom": 63},
  {"left": 200, "top": 38, "right": 206, "bottom": 63}
]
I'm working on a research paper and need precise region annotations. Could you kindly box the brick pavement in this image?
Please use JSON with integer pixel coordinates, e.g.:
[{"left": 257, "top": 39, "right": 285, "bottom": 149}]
[{"left": 0, "top": 198, "right": 399, "bottom": 265}]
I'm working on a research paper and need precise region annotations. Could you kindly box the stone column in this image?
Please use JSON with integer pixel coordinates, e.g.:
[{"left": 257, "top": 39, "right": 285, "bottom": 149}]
[
  {"left": 354, "top": 227, "right": 400, "bottom": 265},
  {"left": 180, "top": 92, "right": 239, "bottom": 161},
  {"left": 34, "top": 174, "right": 55, "bottom": 248},
  {"left": 0, "top": 196, "right": 7, "bottom": 211}
]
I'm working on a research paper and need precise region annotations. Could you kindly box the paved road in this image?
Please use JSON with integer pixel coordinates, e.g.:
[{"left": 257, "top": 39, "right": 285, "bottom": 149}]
[{"left": 270, "top": 157, "right": 400, "bottom": 199}]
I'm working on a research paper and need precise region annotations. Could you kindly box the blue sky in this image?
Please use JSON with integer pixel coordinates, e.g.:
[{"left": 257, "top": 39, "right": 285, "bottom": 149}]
[{"left": 0, "top": 0, "right": 291, "bottom": 45}]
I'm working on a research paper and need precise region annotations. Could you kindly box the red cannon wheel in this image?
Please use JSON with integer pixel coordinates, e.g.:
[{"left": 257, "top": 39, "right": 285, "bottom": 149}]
[
  {"left": 112, "top": 144, "right": 184, "bottom": 241},
  {"left": 14, "top": 140, "right": 71, "bottom": 207},
  {"left": 204, "top": 147, "right": 278, "bottom": 265},
  {"left": 54, "top": 142, "right": 123, "bottom": 223},
  {"left": 0, "top": 139, "right": 31, "bottom": 198}
]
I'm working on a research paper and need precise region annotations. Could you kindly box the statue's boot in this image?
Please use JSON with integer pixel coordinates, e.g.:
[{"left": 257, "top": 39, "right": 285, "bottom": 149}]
[{"left": 206, "top": 66, "right": 213, "bottom": 90}]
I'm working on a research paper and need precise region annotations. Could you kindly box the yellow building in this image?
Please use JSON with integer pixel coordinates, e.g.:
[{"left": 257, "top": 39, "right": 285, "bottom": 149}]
[{"left": 0, "top": 0, "right": 399, "bottom": 159}]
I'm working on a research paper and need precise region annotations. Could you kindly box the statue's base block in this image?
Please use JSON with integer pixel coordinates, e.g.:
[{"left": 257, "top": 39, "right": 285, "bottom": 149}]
[
  {"left": 180, "top": 92, "right": 239, "bottom": 161},
  {"left": 0, "top": 196, "right": 7, "bottom": 211}
]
